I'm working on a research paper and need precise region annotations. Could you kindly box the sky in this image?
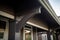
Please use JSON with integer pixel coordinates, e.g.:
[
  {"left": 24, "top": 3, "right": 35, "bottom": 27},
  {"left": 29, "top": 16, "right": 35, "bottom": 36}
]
[{"left": 48, "top": 0, "right": 60, "bottom": 16}]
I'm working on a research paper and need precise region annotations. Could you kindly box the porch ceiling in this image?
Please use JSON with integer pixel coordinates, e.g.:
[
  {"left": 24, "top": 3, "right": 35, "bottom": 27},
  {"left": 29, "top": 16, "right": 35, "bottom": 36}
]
[
  {"left": 32, "top": 7, "right": 59, "bottom": 29},
  {"left": 0, "top": 0, "right": 59, "bottom": 29},
  {"left": 0, "top": 0, "right": 41, "bottom": 16}
]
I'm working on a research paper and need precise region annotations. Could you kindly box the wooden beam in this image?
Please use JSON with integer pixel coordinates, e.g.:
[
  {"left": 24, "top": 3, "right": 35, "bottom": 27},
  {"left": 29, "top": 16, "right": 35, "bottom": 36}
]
[
  {"left": 16, "top": 8, "right": 41, "bottom": 32},
  {"left": 0, "top": 11, "right": 14, "bottom": 19}
]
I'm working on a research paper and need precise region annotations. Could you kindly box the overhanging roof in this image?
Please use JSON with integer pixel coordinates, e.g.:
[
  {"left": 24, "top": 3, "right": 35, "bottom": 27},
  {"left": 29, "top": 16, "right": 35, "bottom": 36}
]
[
  {"left": 39, "top": 0, "right": 60, "bottom": 25},
  {"left": 0, "top": 0, "right": 60, "bottom": 29}
]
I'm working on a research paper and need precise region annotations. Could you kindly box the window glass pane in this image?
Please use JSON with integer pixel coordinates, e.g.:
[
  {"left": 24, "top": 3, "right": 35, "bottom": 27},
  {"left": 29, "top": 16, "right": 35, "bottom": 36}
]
[
  {"left": 0, "top": 32, "right": 4, "bottom": 39},
  {"left": 0, "top": 20, "right": 6, "bottom": 39},
  {"left": 0, "top": 20, "right": 6, "bottom": 29}
]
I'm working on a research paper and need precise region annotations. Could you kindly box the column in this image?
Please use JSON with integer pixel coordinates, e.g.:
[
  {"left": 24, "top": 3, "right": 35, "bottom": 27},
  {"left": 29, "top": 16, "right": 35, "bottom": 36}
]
[
  {"left": 52, "top": 31, "right": 56, "bottom": 40},
  {"left": 33, "top": 27, "right": 37, "bottom": 40},
  {"left": 8, "top": 20, "right": 16, "bottom": 40},
  {"left": 47, "top": 29, "right": 51, "bottom": 40},
  {"left": 56, "top": 33, "right": 58, "bottom": 40}
]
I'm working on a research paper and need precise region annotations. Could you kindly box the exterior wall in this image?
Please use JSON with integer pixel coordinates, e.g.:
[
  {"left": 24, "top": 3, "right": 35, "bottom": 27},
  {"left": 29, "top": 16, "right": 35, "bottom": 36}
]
[
  {"left": 0, "top": 6, "right": 15, "bottom": 40},
  {"left": 0, "top": 17, "right": 9, "bottom": 40},
  {"left": 3, "top": 20, "right": 9, "bottom": 40},
  {"left": 0, "top": 16, "right": 48, "bottom": 40},
  {"left": 0, "top": 5, "right": 48, "bottom": 40}
]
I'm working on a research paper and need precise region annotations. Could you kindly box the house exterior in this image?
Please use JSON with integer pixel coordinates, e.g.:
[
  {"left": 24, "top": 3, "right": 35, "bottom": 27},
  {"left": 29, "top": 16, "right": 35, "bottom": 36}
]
[{"left": 0, "top": 0, "right": 60, "bottom": 40}]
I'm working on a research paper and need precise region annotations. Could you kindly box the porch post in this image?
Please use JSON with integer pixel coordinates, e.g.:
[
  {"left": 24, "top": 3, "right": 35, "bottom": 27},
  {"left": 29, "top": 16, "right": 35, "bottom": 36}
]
[
  {"left": 8, "top": 15, "right": 16, "bottom": 40},
  {"left": 33, "top": 27, "right": 36, "bottom": 40},
  {"left": 47, "top": 29, "right": 51, "bottom": 40},
  {"left": 56, "top": 33, "right": 58, "bottom": 40}
]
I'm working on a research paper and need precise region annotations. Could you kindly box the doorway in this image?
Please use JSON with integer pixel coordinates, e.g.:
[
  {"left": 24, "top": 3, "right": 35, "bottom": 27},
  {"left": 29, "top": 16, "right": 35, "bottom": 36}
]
[{"left": 23, "top": 27, "right": 33, "bottom": 40}]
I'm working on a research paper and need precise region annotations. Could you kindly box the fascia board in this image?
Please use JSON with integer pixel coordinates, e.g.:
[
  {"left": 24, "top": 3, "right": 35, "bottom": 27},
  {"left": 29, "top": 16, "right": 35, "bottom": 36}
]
[{"left": 39, "top": 0, "right": 60, "bottom": 25}]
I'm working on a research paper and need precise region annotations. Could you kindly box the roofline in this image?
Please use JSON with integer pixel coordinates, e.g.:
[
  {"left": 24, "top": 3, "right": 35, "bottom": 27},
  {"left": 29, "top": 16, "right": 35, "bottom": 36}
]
[{"left": 39, "top": 0, "right": 60, "bottom": 25}]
